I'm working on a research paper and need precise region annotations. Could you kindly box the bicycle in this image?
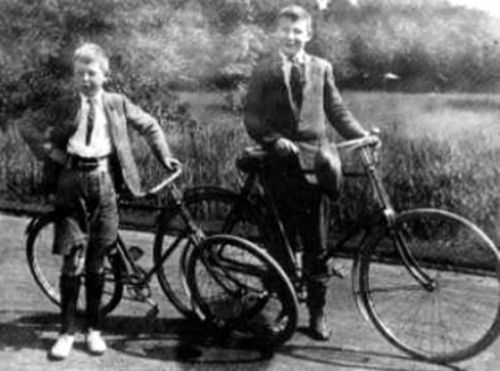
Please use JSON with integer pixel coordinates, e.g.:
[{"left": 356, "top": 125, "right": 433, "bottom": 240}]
[
  {"left": 25, "top": 165, "right": 299, "bottom": 346},
  {"left": 178, "top": 133, "right": 500, "bottom": 363}
]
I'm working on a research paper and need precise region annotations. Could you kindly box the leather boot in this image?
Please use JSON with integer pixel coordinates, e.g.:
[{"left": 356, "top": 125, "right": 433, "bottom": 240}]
[
  {"left": 308, "top": 307, "right": 331, "bottom": 341},
  {"left": 307, "top": 282, "right": 330, "bottom": 341}
]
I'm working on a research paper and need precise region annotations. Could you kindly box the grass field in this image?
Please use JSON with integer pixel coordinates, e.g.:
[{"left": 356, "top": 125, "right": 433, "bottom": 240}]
[
  {"left": 1, "top": 90, "right": 500, "bottom": 242},
  {"left": 179, "top": 90, "right": 500, "bottom": 243}
]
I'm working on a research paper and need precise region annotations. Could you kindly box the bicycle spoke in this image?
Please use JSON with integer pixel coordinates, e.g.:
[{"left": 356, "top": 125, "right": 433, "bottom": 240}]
[
  {"left": 187, "top": 235, "right": 298, "bottom": 345},
  {"left": 360, "top": 209, "right": 500, "bottom": 363}
]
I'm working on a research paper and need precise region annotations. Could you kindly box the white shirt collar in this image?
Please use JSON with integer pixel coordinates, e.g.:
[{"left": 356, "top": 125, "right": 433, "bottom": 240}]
[
  {"left": 279, "top": 49, "right": 306, "bottom": 64},
  {"left": 80, "top": 89, "right": 103, "bottom": 104}
]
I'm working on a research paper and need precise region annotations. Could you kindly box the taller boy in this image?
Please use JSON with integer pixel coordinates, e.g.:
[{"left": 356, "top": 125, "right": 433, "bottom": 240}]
[
  {"left": 244, "top": 5, "right": 368, "bottom": 340},
  {"left": 20, "top": 43, "right": 179, "bottom": 359}
]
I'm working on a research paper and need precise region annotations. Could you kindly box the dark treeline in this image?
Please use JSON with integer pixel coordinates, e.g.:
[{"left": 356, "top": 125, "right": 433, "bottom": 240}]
[{"left": 1, "top": 0, "right": 500, "bottom": 130}]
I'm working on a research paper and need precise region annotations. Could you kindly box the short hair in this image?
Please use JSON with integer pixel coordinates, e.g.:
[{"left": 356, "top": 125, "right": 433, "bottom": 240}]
[
  {"left": 277, "top": 5, "right": 313, "bottom": 31},
  {"left": 73, "top": 43, "right": 110, "bottom": 74}
]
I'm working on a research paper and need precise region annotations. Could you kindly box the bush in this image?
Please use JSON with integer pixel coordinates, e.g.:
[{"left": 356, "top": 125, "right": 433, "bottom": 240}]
[{"left": 2, "top": 0, "right": 500, "bottom": 118}]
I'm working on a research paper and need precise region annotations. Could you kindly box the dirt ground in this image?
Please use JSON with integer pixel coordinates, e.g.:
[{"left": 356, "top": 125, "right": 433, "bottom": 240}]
[{"left": 1, "top": 213, "right": 499, "bottom": 371}]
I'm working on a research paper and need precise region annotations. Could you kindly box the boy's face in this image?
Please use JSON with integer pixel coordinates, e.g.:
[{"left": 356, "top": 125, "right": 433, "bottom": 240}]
[
  {"left": 276, "top": 17, "right": 312, "bottom": 58},
  {"left": 74, "top": 59, "right": 107, "bottom": 97}
]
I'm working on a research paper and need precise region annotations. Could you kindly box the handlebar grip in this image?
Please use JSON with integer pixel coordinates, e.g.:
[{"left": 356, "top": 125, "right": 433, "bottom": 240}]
[
  {"left": 336, "top": 135, "right": 380, "bottom": 150},
  {"left": 136, "top": 165, "right": 182, "bottom": 198}
]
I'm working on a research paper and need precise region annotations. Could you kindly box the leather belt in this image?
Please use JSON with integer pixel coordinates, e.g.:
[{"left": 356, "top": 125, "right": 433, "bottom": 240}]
[{"left": 66, "top": 154, "right": 109, "bottom": 171}]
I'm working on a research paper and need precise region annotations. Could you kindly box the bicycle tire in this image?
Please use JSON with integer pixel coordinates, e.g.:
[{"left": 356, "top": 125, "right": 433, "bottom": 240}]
[
  {"left": 359, "top": 208, "right": 500, "bottom": 363},
  {"left": 26, "top": 213, "right": 124, "bottom": 315},
  {"left": 186, "top": 234, "right": 299, "bottom": 346},
  {"left": 153, "top": 186, "right": 264, "bottom": 319}
]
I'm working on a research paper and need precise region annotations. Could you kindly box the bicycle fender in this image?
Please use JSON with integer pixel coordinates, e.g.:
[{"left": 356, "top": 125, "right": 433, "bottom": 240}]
[
  {"left": 351, "top": 249, "right": 372, "bottom": 323},
  {"left": 351, "top": 225, "right": 387, "bottom": 323},
  {"left": 25, "top": 212, "right": 59, "bottom": 236}
]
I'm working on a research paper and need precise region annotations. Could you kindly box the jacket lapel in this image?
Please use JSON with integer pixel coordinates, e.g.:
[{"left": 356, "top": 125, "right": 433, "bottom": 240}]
[
  {"left": 277, "top": 52, "right": 313, "bottom": 122},
  {"left": 276, "top": 54, "right": 300, "bottom": 122},
  {"left": 298, "top": 54, "right": 321, "bottom": 124},
  {"left": 102, "top": 92, "right": 118, "bottom": 148}
]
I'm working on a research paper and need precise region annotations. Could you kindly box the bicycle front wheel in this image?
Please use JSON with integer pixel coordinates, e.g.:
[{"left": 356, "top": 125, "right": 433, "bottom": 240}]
[
  {"left": 186, "top": 234, "right": 298, "bottom": 346},
  {"left": 153, "top": 187, "right": 264, "bottom": 319},
  {"left": 359, "top": 208, "right": 500, "bottom": 363},
  {"left": 26, "top": 214, "right": 123, "bottom": 315}
]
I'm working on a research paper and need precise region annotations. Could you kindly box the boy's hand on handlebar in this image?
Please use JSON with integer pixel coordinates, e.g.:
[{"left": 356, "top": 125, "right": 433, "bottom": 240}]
[
  {"left": 273, "top": 138, "right": 299, "bottom": 157},
  {"left": 369, "top": 127, "right": 382, "bottom": 146},
  {"left": 164, "top": 157, "right": 181, "bottom": 171}
]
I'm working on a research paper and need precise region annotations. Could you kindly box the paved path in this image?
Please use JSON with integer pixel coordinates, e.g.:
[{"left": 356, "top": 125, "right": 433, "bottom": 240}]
[{"left": 1, "top": 213, "right": 499, "bottom": 371}]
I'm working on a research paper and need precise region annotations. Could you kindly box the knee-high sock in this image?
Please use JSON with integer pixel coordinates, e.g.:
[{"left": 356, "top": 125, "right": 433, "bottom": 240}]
[
  {"left": 85, "top": 273, "right": 105, "bottom": 330},
  {"left": 60, "top": 274, "right": 81, "bottom": 334}
]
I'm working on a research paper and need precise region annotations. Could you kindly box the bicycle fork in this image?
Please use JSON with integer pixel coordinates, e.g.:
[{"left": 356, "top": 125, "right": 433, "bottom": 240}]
[
  {"left": 350, "top": 222, "right": 437, "bottom": 324},
  {"left": 350, "top": 226, "right": 385, "bottom": 323}
]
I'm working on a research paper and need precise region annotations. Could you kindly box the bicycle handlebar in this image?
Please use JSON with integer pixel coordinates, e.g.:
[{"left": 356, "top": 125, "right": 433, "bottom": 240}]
[
  {"left": 239, "top": 132, "right": 381, "bottom": 171},
  {"left": 242, "top": 134, "right": 380, "bottom": 156},
  {"left": 335, "top": 134, "right": 380, "bottom": 151},
  {"left": 136, "top": 165, "right": 182, "bottom": 198}
]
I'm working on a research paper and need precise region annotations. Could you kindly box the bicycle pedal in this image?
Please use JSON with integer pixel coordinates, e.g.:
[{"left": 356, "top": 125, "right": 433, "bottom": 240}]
[
  {"left": 309, "top": 267, "right": 345, "bottom": 282},
  {"left": 145, "top": 305, "right": 160, "bottom": 320},
  {"left": 297, "top": 289, "right": 308, "bottom": 302},
  {"left": 326, "top": 260, "right": 347, "bottom": 279},
  {"left": 128, "top": 246, "right": 144, "bottom": 261},
  {"left": 329, "top": 266, "right": 345, "bottom": 279}
]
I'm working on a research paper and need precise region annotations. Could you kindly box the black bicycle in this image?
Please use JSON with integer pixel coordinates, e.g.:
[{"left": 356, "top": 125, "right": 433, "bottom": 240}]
[
  {"left": 26, "top": 165, "right": 299, "bottom": 346},
  {"left": 175, "top": 133, "right": 500, "bottom": 363}
]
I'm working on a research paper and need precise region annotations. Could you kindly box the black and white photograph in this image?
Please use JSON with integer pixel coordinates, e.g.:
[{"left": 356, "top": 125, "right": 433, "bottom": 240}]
[{"left": 1, "top": 0, "right": 500, "bottom": 370}]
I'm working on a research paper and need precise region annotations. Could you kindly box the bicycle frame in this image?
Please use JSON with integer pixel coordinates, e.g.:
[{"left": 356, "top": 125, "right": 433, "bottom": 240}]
[
  {"left": 111, "top": 182, "right": 205, "bottom": 301},
  {"left": 229, "top": 136, "right": 436, "bottom": 318},
  {"left": 47, "top": 165, "right": 208, "bottom": 313},
  {"left": 347, "top": 142, "right": 437, "bottom": 319}
]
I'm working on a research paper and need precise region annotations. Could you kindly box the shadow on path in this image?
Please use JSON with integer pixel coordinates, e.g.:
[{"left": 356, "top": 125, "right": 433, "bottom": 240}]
[
  {"left": 1, "top": 311, "right": 466, "bottom": 371},
  {"left": 0, "top": 311, "right": 58, "bottom": 354},
  {"left": 285, "top": 327, "right": 464, "bottom": 371}
]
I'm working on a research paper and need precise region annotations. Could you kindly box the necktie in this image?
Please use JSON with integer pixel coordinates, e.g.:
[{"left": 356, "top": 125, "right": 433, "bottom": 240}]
[
  {"left": 289, "top": 57, "right": 304, "bottom": 109},
  {"left": 85, "top": 98, "right": 95, "bottom": 146}
]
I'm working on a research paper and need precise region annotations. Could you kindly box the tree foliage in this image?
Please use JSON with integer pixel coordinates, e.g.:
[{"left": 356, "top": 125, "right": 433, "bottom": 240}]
[
  {"left": 0, "top": 0, "right": 190, "bottom": 129},
  {"left": 1, "top": 0, "right": 500, "bottom": 129}
]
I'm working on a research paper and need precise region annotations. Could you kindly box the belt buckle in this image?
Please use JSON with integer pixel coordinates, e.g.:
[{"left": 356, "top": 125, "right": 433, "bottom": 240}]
[
  {"left": 68, "top": 156, "right": 101, "bottom": 171},
  {"left": 79, "top": 160, "right": 99, "bottom": 170}
]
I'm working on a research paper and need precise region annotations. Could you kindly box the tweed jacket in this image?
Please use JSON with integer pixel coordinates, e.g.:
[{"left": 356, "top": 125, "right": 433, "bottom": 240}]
[
  {"left": 19, "top": 91, "right": 172, "bottom": 197},
  {"left": 244, "top": 52, "right": 367, "bottom": 186}
]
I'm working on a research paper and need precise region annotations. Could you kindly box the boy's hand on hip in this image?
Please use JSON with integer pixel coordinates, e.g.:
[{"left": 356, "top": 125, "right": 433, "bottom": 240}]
[
  {"left": 43, "top": 142, "right": 66, "bottom": 164},
  {"left": 48, "top": 148, "right": 67, "bottom": 164},
  {"left": 164, "top": 157, "right": 181, "bottom": 171},
  {"left": 274, "top": 138, "right": 299, "bottom": 157}
]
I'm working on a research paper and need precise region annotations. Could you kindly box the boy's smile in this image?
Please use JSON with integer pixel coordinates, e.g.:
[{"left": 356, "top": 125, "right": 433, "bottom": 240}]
[
  {"left": 74, "top": 60, "right": 107, "bottom": 97},
  {"left": 276, "top": 17, "right": 312, "bottom": 58}
]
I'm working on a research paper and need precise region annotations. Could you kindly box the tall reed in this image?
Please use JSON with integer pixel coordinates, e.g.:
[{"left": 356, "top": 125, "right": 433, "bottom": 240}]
[{"left": 2, "top": 92, "right": 499, "bottom": 243}]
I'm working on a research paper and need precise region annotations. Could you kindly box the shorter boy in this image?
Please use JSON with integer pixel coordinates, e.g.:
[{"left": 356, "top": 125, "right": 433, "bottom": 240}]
[{"left": 20, "top": 43, "right": 179, "bottom": 359}]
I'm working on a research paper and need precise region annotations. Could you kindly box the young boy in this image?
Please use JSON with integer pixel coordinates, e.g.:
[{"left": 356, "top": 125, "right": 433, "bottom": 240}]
[
  {"left": 20, "top": 43, "right": 179, "bottom": 359},
  {"left": 244, "top": 5, "right": 368, "bottom": 341}
]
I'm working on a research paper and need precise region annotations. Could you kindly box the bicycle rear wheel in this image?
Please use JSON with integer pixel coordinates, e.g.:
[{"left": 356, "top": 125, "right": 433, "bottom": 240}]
[
  {"left": 26, "top": 214, "right": 123, "bottom": 315},
  {"left": 187, "top": 234, "right": 298, "bottom": 346},
  {"left": 359, "top": 208, "right": 500, "bottom": 363},
  {"left": 154, "top": 187, "right": 264, "bottom": 319}
]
